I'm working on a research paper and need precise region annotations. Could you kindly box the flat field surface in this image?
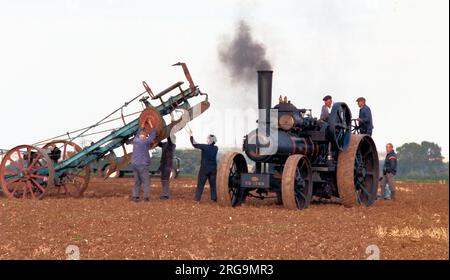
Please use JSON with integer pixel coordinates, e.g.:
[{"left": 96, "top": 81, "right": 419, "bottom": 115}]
[{"left": 0, "top": 177, "right": 448, "bottom": 259}]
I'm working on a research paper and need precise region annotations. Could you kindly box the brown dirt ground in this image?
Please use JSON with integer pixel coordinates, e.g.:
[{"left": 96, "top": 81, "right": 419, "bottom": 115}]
[{"left": 0, "top": 177, "right": 448, "bottom": 260}]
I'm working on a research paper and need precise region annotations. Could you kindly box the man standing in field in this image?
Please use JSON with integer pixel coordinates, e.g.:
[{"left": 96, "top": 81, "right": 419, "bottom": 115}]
[
  {"left": 157, "top": 136, "right": 176, "bottom": 200},
  {"left": 380, "top": 143, "right": 398, "bottom": 200},
  {"left": 188, "top": 128, "right": 218, "bottom": 203},
  {"left": 131, "top": 119, "right": 156, "bottom": 202}
]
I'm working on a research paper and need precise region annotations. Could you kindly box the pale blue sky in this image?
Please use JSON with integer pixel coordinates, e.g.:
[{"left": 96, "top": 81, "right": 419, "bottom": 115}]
[{"left": 0, "top": 0, "right": 448, "bottom": 158}]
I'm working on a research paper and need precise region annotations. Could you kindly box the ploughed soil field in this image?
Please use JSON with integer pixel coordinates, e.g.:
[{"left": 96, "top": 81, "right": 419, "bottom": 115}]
[{"left": 0, "top": 177, "right": 448, "bottom": 260}]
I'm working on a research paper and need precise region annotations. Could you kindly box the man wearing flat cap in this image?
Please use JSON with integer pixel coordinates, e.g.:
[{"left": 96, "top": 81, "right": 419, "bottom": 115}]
[
  {"left": 356, "top": 97, "right": 373, "bottom": 136},
  {"left": 320, "top": 95, "right": 333, "bottom": 122}
]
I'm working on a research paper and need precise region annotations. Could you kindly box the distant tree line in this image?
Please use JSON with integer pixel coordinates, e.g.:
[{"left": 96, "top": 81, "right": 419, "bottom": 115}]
[
  {"left": 394, "top": 141, "right": 448, "bottom": 180},
  {"left": 175, "top": 141, "right": 449, "bottom": 180}
]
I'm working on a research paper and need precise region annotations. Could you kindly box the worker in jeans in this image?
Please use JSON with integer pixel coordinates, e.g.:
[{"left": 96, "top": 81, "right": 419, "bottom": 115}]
[
  {"left": 188, "top": 128, "right": 218, "bottom": 202},
  {"left": 131, "top": 119, "right": 156, "bottom": 202},
  {"left": 379, "top": 143, "right": 398, "bottom": 200}
]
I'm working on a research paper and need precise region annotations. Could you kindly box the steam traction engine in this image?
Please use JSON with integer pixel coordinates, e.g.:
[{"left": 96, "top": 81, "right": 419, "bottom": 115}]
[{"left": 217, "top": 71, "right": 379, "bottom": 209}]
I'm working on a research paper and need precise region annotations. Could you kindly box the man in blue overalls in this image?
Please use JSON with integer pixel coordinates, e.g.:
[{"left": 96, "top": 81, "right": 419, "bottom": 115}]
[
  {"left": 188, "top": 129, "right": 218, "bottom": 202},
  {"left": 131, "top": 120, "right": 156, "bottom": 202}
]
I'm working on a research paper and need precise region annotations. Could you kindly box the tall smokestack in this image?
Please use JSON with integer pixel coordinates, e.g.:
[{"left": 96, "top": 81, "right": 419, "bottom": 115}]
[{"left": 257, "top": 70, "right": 273, "bottom": 135}]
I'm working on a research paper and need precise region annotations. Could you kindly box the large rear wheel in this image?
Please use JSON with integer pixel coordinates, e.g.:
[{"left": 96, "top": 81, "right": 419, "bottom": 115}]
[{"left": 337, "top": 134, "right": 379, "bottom": 207}]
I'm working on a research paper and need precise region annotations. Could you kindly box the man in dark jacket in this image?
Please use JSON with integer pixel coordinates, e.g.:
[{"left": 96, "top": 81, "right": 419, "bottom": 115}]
[
  {"left": 131, "top": 120, "right": 156, "bottom": 202},
  {"left": 380, "top": 143, "right": 398, "bottom": 200},
  {"left": 157, "top": 136, "right": 176, "bottom": 200},
  {"left": 188, "top": 129, "right": 218, "bottom": 202},
  {"left": 48, "top": 144, "right": 62, "bottom": 164},
  {"left": 356, "top": 97, "right": 374, "bottom": 136},
  {"left": 320, "top": 95, "right": 333, "bottom": 122}
]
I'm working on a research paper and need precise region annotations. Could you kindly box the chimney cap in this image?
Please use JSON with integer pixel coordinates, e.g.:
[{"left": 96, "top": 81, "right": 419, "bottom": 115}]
[{"left": 257, "top": 70, "right": 273, "bottom": 73}]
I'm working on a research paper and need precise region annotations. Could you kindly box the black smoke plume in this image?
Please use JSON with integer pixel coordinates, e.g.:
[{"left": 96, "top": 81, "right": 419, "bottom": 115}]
[{"left": 219, "top": 20, "right": 272, "bottom": 85}]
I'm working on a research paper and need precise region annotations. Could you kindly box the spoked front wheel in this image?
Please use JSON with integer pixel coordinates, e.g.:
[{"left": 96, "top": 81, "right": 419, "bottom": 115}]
[
  {"left": 281, "top": 155, "right": 313, "bottom": 210},
  {"left": 0, "top": 145, "right": 54, "bottom": 199},
  {"left": 217, "top": 152, "right": 248, "bottom": 207}
]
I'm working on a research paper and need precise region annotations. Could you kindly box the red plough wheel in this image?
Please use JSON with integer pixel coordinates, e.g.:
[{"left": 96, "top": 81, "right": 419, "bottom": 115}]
[
  {"left": 0, "top": 145, "right": 54, "bottom": 199},
  {"left": 42, "top": 140, "right": 91, "bottom": 198}
]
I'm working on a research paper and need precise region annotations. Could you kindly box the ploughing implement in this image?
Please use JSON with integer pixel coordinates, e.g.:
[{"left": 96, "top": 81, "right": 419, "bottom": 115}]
[{"left": 0, "top": 63, "right": 209, "bottom": 199}]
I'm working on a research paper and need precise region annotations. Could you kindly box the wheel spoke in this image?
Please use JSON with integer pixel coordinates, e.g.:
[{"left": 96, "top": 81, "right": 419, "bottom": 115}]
[
  {"left": 293, "top": 160, "right": 309, "bottom": 208},
  {"left": 26, "top": 147, "right": 32, "bottom": 167},
  {"left": 33, "top": 164, "right": 48, "bottom": 172},
  {"left": 22, "top": 184, "right": 27, "bottom": 198},
  {"left": 8, "top": 156, "right": 23, "bottom": 169},
  {"left": 294, "top": 190, "right": 307, "bottom": 208},
  {"left": 30, "top": 174, "right": 47, "bottom": 180},
  {"left": 229, "top": 163, "right": 236, "bottom": 177},
  {"left": 29, "top": 153, "right": 43, "bottom": 170},
  {"left": 31, "top": 178, "right": 46, "bottom": 193},
  {"left": 357, "top": 181, "right": 371, "bottom": 198},
  {"left": 363, "top": 150, "right": 372, "bottom": 159},
  {"left": 296, "top": 189, "right": 307, "bottom": 201},
  {"left": 356, "top": 189, "right": 362, "bottom": 204},
  {"left": 298, "top": 160, "right": 305, "bottom": 172},
  {"left": 4, "top": 178, "right": 21, "bottom": 187},
  {"left": 355, "top": 154, "right": 362, "bottom": 166},
  {"left": 62, "top": 143, "right": 67, "bottom": 161},
  {"left": 10, "top": 185, "right": 19, "bottom": 197},
  {"left": 26, "top": 181, "right": 36, "bottom": 199},
  {"left": 8, "top": 160, "right": 21, "bottom": 169},
  {"left": 16, "top": 151, "right": 25, "bottom": 168},
  {"left": 5, "top": 168, "right": 20, "bottom": 175}
]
